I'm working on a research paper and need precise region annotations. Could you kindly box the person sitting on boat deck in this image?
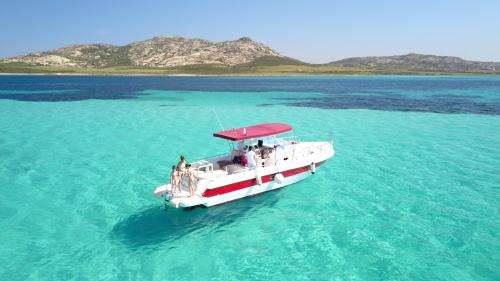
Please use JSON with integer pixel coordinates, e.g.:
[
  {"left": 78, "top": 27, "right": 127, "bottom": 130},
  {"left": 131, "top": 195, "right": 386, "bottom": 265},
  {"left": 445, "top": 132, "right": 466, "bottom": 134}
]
[
  {"left": 185, "top": 163, "right": 196, "bottom": 197},
  {"left": 170, "top": 165, "right": 180, "bottom": 194},
  {"left": 231, "top": 141, "right": 247, "bottom": 164},
  {"left": 246, "top": 146, "right": 258, "bottom": 169},
  {"left": 240, "top": 152, "right": 248, "bottom": 166}
]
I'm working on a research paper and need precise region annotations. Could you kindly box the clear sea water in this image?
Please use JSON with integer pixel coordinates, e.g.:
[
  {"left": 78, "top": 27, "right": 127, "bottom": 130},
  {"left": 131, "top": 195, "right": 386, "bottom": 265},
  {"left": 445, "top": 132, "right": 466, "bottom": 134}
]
[{"left": 0, "top": 75, "right": 499, "bottom": 280}]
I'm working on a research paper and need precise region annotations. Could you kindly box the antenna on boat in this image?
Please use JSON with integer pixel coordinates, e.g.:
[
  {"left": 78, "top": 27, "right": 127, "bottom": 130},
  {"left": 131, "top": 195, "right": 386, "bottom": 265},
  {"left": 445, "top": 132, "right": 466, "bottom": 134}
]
[
  {"left": 212, "top": 108, "right": 232, "bottom": 151},
  {"left": 211, "top": 108, "right": 225, "bottom": 131}
]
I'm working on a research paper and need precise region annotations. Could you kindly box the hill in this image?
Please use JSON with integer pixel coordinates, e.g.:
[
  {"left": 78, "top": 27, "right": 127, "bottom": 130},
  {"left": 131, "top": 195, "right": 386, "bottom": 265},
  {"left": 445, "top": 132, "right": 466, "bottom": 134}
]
[
  {"left": 0, "top": 36, "right": 285, "bottom": 67},
  {"left": 1, "top": 37, "right": 499, "bottom": 75},
  {"left": 328, "top": 53, "right": 500, "bottom": 72}
]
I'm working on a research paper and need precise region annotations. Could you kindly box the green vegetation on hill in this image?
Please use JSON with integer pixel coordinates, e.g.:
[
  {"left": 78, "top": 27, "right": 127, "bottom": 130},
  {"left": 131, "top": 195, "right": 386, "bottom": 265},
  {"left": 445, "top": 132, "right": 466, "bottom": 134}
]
[
  {"left": 1, "top": 62, "right": 498, "bottom": 76},
  {"left": 108, "top": 45, "right": 133, "bottom": 66},
  {"left": 240, "top": 56, "right": 305, "bottom": 66}
]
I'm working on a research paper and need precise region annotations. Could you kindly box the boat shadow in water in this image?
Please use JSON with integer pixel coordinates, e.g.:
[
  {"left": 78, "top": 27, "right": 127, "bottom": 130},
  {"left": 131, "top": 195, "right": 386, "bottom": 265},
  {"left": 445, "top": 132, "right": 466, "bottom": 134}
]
[{"left": 110, "top": 192, "right": 281, "bottom": 250}]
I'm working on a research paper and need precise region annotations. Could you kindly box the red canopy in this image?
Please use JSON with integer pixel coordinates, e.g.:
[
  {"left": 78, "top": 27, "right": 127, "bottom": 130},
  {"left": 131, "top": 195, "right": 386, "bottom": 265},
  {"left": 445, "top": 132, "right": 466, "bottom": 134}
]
[{"left": 213, "top": 123, "right": 292, "bottom": 141}]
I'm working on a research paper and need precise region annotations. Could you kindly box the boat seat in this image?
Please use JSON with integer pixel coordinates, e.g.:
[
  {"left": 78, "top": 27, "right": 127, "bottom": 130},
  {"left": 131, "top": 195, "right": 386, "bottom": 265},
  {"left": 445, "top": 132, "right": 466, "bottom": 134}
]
[
  {"left": 217, "top": 160, "right": 233, "bottom": 170},
  {"left": 224, "top": 163, "right": 247, "bottom": 174}
]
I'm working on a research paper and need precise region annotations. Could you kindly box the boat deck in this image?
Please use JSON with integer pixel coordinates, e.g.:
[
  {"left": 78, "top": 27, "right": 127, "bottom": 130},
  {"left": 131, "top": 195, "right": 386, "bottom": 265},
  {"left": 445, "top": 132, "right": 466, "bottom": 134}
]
[
  {"left": 169, "top": 192, "right": 206, "bottom": 208},
  {"left": 196, "top": 169, "right": 227, "bottom": 179}
]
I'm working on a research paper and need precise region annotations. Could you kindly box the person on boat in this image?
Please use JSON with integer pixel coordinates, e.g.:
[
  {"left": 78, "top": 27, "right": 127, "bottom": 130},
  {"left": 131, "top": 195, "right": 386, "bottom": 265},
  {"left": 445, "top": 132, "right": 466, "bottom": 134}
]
[
  {"left": 177, "top": 155, "right": 186, "bottom": 184},
  {"left": 170, "top": 165, "right": 180, "bottom": 194},
  {"left": 177, "top": 155, "right": 186, "bottom": 171},
  {"left": 237, "top": 140, "right": 246, "bottom": 155},
  {"left": 240, "top": 153, "right": 248, "bottom": 166},
  {"left": 186, "top": 163, "right": 196, "bottom": 197},
  {"left": 231, "top": 140, "right": 246, "bottom": 163},
  {"left": 246, "top": 146, "right": 258, "bottom": 168}
]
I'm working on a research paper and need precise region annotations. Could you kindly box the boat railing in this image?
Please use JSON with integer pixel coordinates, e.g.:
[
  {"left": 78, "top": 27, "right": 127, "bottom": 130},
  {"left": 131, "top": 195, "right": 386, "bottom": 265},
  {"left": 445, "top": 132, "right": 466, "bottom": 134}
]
[
  {"left": 290, "top": 136, "right": 334, "bottom": 161},
  {"left": 184, "top": 133, "right": 334, "bottom": 179},
  {"left": 190, "top": 153, "right": 254, "bottom": 177},
  {"left": 189, "top": 153, "right": 227, "bottom": 175},
  {"left": 277, "top": 132, "right": 334, "bottom": 144},
  {"left": 190, "top": 153, "right": 228, "bottom": 164},
  {"left": 274, "top": 133, "right": 333, "bottom": 161}
]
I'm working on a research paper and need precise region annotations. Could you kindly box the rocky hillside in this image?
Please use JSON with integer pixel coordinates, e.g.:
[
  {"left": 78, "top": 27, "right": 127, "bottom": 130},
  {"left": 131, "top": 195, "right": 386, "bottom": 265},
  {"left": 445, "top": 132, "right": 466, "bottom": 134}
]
[
  {"left": 0, "top": 36, "right": 283, "bottom": 67},
  {"left": 2, "top": 38, "right": 499, "bottom": 73},
  {"left": 329, "top": 53, "right": 500, "bottom": 71}
]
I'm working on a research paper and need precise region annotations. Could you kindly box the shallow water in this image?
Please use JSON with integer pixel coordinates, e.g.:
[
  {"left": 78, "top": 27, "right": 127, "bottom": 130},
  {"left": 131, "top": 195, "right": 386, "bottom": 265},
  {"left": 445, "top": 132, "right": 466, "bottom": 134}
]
[{"left": 0, "top": 76, "right": 499, "bottom": 280}]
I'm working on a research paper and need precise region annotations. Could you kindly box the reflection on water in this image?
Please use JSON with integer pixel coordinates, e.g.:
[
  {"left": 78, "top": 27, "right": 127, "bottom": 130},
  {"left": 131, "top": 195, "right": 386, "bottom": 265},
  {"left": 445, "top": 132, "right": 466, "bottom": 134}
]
[{"left": 111, "top": 192, "right": 281, "bottom": 250}]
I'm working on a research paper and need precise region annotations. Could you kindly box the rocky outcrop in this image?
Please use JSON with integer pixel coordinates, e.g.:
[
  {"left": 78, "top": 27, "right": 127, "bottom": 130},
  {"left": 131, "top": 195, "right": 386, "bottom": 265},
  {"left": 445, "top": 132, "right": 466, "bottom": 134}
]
[{"left": 1, "top": 36, "right": 282, "bottom": 67}]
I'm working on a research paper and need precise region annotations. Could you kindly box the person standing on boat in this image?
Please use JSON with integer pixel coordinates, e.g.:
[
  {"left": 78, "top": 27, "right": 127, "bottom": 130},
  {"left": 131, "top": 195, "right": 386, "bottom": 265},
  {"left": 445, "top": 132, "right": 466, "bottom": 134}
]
[
  {"left": 177, "top": 155, "right": 186, "bottom": 188},
  {"left": 170, "top": 165, "right": 180, "bottom": 194},
  {"left": 246, "top": 146, "right": 257, "bottom": 169},
  {"left": 186, "top": 163, "right": 196, "bottom": 197},
  {"left": 177, "top": 155, "right": 186, "bottom": 171}
]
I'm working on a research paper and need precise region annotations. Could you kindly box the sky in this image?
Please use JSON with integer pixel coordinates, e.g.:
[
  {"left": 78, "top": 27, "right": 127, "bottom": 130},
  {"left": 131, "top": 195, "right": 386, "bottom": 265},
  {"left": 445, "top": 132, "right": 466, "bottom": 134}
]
[{"left": 1, "top": 0, "right": 499, "bottom": 63}]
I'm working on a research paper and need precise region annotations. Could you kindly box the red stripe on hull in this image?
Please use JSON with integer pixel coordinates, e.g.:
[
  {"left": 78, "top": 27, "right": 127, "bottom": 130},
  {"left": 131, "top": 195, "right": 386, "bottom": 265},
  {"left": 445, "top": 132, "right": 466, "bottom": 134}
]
[
  {"left": 206, "top": 183, "right": 291, "bottom": 208},
  {"left": 202, "top": 161, "right": 324, "bottom": 198}
]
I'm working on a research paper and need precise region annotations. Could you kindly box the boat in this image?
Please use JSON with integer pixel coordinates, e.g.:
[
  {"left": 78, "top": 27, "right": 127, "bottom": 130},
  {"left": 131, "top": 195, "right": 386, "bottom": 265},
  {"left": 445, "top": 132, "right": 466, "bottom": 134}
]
[{"left": 154, "top": 123, "right": 335, "bottom": 208}]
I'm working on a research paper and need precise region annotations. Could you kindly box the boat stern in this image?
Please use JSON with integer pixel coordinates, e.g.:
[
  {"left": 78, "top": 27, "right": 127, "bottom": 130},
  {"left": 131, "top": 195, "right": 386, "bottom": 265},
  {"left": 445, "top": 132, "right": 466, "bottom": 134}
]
[
  {"left": 154, "top": 183, "right": 208, "bottom": 208},
  {"left": 154, "top": 183, "right": 170, "bottom": 198}
]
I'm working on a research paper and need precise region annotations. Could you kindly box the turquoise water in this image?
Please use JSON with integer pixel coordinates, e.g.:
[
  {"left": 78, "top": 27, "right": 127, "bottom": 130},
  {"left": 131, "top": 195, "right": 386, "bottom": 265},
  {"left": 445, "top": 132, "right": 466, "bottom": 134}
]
[{"left": 1, "top": 76, "right": 499, "bottom": 280}]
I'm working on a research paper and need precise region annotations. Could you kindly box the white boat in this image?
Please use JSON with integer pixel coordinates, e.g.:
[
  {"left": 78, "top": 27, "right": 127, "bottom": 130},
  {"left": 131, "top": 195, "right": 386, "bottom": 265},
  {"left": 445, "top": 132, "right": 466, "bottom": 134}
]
[{"left": 154, "top": 123, "right": 335, "bottom": 208}]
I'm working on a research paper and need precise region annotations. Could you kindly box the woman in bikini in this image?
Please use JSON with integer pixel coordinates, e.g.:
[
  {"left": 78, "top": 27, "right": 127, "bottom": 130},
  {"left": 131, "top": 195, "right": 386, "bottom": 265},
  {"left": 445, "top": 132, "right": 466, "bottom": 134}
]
[
  {"left": 186, "top": 163, "right": 196, "bottom": 197},
  {"left": 177, "top": 155, "right": 186, "bottom": 171},
  {"left": 170, "top": 165, "right": 180, "bottom": 194},
  {"left": 176, "top": 155, "right": 186, "bottom": 189}
]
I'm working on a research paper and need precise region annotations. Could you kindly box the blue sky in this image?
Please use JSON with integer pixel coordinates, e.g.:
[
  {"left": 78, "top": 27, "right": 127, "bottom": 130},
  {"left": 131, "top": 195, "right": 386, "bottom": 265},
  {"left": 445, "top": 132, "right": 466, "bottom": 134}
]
[{"left": 1, "top": 0, "right": 499, "bottom": 63}]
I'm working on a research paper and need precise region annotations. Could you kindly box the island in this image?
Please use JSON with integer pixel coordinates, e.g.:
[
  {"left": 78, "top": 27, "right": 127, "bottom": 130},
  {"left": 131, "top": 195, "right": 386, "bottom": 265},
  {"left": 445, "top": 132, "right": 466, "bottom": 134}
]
[{"left": 1, "top": 36, "right": 498, "bottom": 76}]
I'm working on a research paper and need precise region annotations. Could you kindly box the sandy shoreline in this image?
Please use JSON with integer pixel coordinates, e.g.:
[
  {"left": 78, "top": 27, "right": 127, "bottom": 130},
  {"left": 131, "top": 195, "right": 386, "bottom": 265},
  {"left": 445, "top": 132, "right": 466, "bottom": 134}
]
[
  {"left": 0, "top": 72, "right": 368, "bottom": 77},
  {"left": 0, "top": 72, "right": 495, "bottom": 77}
]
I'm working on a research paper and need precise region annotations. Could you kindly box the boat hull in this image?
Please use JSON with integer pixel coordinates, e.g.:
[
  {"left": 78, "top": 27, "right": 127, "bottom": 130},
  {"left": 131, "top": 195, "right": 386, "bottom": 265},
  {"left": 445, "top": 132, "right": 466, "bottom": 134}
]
[{"left": 202, "top": 166, "right": 313, "bottom": 207}]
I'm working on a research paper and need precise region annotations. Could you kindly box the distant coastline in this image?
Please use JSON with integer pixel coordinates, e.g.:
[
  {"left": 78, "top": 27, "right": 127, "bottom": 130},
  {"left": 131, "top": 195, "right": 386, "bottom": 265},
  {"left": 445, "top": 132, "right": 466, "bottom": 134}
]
[
  {"left": 0, "top": 69, "right": 498, "bottom": 77},
  {"left": 1, "top": 64, "right": 499, "bottom": 77},
  {"left": 1, "top": 36, "right": 499, "bottom": 76}
]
